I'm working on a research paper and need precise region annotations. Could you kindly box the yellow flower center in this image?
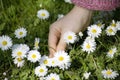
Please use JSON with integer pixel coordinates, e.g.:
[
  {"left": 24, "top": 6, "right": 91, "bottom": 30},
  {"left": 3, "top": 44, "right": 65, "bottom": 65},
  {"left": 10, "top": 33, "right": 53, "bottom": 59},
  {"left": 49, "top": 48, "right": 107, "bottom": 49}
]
[
  {"left": 41, "top": 13, "right": 46, "bottom": 17},
  {"left": 17, "top": 57, "right": 22, "bottom": 62},
  {"left": 111, "top": 23, "right": 116, "bottom": 27},
  {"left": 35, "top": 42, "right": 39, "bottom": 47},
  {"left": 43, "top": 60, "right": 48, "bottom": 64},
  {"left": 2, "top": 41, "right": 7, "bottom": 46},
  {"left": 52, "top": 61, "right": 55, "bottom": 64},
  {"left": 109, "top": 50, "right": 113, "bottom": 54},
  {"left": 17, "top": 51, "right": 22, "bottom": 56},
  {"left": 106, "top": 70, "right": 112, "bottom": 75},
  {"left": 86, "top": 44, "right": 91, "bottom": 49},
  {"left": 19, "top": 32, "right": 23, "bottom": 35},
  {"left": 108, "top": 29, "right": 113, "bottom": 33},
  {"left": 51, "top": 78, "right": 55, "bottom": 80},
  {"left": 92, "top": 29, "right": 97, "bottom": 33},
  {"left": 39, "top": 69, "right": 44, "bottom": 73},
  {"left": 68, "top": 35, "right": 72, "bottom": 40},
  {"left": 32, "top": 54, "right": 36, "bottom": 59},
  {"left": 59, "top": 56, "right": 64, "bottom": 61},
  {"left": 97, "top": 23, "right": 102, "bottom": 27}
]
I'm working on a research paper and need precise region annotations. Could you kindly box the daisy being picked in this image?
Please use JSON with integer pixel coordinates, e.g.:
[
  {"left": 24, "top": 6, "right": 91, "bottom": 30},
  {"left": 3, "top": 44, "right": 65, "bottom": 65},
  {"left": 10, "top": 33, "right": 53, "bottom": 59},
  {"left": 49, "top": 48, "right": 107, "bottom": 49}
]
[{"left": 63, "top": 31, "right": 77, "bottom": 44}]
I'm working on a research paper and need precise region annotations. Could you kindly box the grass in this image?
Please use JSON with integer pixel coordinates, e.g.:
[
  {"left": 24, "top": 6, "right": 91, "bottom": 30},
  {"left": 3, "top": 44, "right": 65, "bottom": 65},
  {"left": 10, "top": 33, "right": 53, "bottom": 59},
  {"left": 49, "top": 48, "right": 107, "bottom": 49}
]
[{"left": 0, "top": 0, "right": 120, "bottom": 80}]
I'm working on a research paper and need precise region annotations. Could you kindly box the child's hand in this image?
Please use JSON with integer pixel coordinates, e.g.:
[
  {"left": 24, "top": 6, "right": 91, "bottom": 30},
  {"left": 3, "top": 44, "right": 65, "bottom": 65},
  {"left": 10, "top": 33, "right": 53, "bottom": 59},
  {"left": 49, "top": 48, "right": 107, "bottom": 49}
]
[{"left": 48, "top": 6, "right": 93, "bottom": 57}]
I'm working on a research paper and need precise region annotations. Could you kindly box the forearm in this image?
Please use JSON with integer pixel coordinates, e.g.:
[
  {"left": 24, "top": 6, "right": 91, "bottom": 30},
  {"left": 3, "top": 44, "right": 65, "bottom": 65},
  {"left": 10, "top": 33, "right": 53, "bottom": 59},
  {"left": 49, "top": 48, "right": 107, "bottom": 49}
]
[
  {"left": 62, "top": 6, "right": 93, "bottom": 32},
  {"left": 69, "top": 6, "right": 93, "bottom": 31},
  {"left": 72, "top": 0, "right": 120, "bottom": 11}
]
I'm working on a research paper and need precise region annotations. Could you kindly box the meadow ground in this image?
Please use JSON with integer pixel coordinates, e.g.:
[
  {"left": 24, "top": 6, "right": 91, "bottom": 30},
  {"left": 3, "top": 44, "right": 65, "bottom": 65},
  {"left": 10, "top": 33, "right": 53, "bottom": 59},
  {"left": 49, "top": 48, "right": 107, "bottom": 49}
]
[{"left": 0, "top": 0, "right": 120, "bottom": 80}]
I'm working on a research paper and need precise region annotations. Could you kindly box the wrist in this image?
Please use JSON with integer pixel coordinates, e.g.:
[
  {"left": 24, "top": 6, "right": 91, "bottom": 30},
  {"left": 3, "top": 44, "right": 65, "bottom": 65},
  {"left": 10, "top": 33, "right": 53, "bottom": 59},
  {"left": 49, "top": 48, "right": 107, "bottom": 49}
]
[
  {"left": 72, "top": 6, "right": 93, "bottom": 17},
  {"left": 74, "top": 6, "right": 93, "bottom": 12}
]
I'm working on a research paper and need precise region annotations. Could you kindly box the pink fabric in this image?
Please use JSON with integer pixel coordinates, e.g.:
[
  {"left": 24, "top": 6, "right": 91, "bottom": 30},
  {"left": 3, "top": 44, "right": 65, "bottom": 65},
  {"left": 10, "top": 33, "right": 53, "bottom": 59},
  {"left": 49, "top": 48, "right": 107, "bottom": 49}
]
[{"left": 72, "top": 0, "right": 120, "bottom": 11}]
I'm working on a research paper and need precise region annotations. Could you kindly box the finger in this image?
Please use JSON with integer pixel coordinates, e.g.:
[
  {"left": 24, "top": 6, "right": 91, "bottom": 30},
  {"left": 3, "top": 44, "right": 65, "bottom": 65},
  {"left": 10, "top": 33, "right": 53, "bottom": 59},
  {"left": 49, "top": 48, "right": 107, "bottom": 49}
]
[
  {"left": 48, "top": 31, "right": 57, "bottom": 56},
  {"left": 48, "top": 26, "right": 60, "bottom": 57},
  {"left": 49, "top": 53, "right": 54, "bottom": 58},
  {"left": 56, "top": 34, "right": 67, "bottom": 51}
]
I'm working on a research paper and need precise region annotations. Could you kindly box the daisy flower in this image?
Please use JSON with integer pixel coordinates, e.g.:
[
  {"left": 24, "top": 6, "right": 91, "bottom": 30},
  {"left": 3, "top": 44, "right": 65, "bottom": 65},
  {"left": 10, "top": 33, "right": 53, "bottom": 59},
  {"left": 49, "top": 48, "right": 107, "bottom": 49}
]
[
  {"left": 39, "top": 77, "right": 45, "bottom": 80},
  {"left": 18, "top": 44, "right": 30, "bottom": 52},
  {"left": 105, "top": 20, "right": 119, "bottom": 33},
  {"left": 101, "top": 69, "right": 119, "bottom": 79},
  {"left": 111, "top": 20, "right": 117, "bottom": 28},
  {"left": 116, "top": 21, "right": 120, "bottom": 30},
  {"left": 14, "top": 27, "right": 27, "bottom": 39},
  {"left": 27, "top": 50, "right": 41, "bottom": 63},
  {"left": 57, "top": 14, "right": 64, "bottom": 20},
  {"left": 13, "top": 57, "right": 24, "bottom": 67},
  {"left": 58, "top": 62, "right": 71, "bottom": 70},
  {"left": 106, "top": 26, "right": 117, "bottom": 36},
  {"left": 39, "top": 55, "right": 49, "bottom": 66},
  {"left": 37, "top": 9, "right": 49, "bottom": 20},
  {"left": 34, "top": 38, "right": 40, "bottom": 50},
  {"left": 78, "top": 31, "right": 83, "bottom": 38},
  {"left": 54, "top": 51, "right": 71, "bottom": 69},
  {"left": 87, "top": 25, "right": 102, "bottom": 38},
  {"left": 12, "top": 44, "right": 19, "bottom": 50},
  {"left": 3, "top": 72, "right": 6, "bottom": 76},
  {"left": 81, "top": 37, "right": 96, "bottom": 54},
  {"left": 64, "top": 0, "right": 72, "bottom": 4},
  {"left": 4, "top": 78, "right": 8, "bottom": 80},
  {"left": 0, "top": 35, "right": 12, "bottom": 51},
  {"left": 107, "top": 47, "right": 117, "bottom": 58},
  {"left": 84, "top": 36, "right": 95, "bottom": 42},
  {"left": 12, "top": 47, "right": 27, "bottom": 58},
  {"left": 35, "top": 65, "right": 48, "bottom": 77},
  {"left": 83, "top": 72, "right": 91, "bottom": 79},
  {"left": 39, "top": 4, "right": 42, "bottom": 7},
  {"left": 97, "top": 23, "right": 105, "bottom": 29},
  {"left": 12, "top": 44, "right": 29, "bottom": 53},
  {"left": 63, "top": 31, "right": 77, "bottom": 44},
  {"left": 48, "top": 58, "right": 58, "bottom": 67},
  {"left": 45, "top": 73, "right": 60, "bottom": 80}
]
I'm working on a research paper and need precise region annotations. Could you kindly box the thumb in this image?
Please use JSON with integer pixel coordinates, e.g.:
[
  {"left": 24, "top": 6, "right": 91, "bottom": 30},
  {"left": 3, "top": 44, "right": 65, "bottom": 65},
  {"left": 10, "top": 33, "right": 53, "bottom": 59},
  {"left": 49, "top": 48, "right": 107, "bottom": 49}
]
[{"left": 56, "top": 35, "right": 67, "bottom": 51}]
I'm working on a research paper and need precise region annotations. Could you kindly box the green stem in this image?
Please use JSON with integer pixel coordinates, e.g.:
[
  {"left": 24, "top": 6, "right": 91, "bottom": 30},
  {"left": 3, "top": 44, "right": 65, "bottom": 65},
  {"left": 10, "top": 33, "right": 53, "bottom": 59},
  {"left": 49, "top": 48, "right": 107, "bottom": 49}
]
[
  {"left": 91, "top": 55, "right": 98, "bottom": 70},
  {"left": 98, "top": 40, "right": 106, "bottom": 48},
  {"left": 0, "top": 0, "right": 4, "bottom": 10},
  {"left": 116, "top": 34, "right": 120, "bottom": 42}
]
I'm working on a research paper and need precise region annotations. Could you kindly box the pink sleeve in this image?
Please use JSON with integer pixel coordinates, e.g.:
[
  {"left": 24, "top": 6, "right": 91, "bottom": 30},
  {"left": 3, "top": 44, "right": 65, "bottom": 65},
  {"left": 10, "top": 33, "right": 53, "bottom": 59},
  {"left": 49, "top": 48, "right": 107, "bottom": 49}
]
[{"left": 71, "top": 0, "right": 120, "bottom": 11}]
